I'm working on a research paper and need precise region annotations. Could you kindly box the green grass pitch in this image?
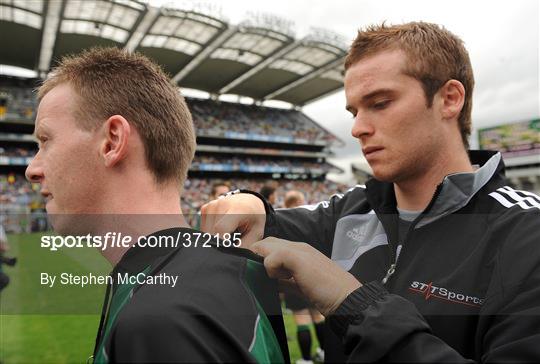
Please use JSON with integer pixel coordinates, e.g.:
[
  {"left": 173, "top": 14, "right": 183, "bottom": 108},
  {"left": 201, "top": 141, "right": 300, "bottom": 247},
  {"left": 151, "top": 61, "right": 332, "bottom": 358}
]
[{"left": 0, "top": 233, "right": 320, "bottom": 363}]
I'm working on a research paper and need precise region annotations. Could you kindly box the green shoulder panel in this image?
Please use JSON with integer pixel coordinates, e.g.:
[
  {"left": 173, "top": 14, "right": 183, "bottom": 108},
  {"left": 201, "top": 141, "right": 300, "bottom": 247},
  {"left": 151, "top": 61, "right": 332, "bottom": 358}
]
[{"left": 245, "top": 259, "right": 289, "bottom": 364}]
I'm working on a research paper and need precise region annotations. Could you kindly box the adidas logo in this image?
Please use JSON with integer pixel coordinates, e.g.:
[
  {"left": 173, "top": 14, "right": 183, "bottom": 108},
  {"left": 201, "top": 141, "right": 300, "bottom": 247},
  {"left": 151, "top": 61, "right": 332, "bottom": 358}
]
[
  {"left": 489, "top": 186, "right": 540, "bottom": 210},
  {"left": 346, "top": 227, "right": 367, "bottom": 242}
]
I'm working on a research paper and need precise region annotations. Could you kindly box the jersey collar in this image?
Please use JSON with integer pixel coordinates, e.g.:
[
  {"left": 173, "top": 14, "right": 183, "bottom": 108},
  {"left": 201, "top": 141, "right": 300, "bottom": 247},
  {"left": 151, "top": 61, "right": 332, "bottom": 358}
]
[
  {"left": 114, "top": 227, "right": 194, "bottom": 275},
  {"left": 365, "top": 150, "right": 505, "bottom": 227}
]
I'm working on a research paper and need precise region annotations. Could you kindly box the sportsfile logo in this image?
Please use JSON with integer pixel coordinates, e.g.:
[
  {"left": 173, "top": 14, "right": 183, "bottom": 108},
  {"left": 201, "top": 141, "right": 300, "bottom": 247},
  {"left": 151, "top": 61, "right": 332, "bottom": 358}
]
[{"left": 409, "top": 281, "right": 484, "bottom": 307}]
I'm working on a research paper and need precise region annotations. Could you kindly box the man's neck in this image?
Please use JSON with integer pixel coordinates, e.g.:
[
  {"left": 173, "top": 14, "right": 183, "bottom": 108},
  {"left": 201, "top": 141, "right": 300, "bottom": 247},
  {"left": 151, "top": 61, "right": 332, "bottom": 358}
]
[
  {"left": 394, "top": 149, "right": 474, "bottom": 211},
  {"left": 100, "top": 213, "right": 190, "bottom": 266},
  {"left": 96, "top": 178, "right": 191, "bottom": 266}
]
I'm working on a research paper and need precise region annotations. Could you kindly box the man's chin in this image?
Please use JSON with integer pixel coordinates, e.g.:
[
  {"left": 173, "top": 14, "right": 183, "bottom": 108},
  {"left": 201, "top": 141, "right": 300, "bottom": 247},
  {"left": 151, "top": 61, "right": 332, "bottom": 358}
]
[
  {"left": 46, "top": 214, "right": 70, "bottom": 235},
  {"left": 47, "top": 214, "right": 100, "bottom": 236},
  {"left": 371, "top": 168, "right": 397, "bottom": 183}
]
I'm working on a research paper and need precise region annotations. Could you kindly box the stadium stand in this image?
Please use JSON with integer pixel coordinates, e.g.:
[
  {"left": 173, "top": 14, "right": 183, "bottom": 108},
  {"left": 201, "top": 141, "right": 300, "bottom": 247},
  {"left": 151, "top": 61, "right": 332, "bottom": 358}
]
[
  {"left": 0, "top": 74, "right": 346, "bottom": 232},
  {"left": 1, "top": 172, "right": 348, "bottom": 232},
  {"left": 189, "top": 97, "right": 339, "bottom": 145},
  {"left": 0, "top": 147, "right": 36, "bottom": 158},
  {"left": 2, "top": 0, "right": 535, "bottom": 233},
  {"left": 191, "top": 155, "right": 339, "bottom": 173},
  {"left": 3, "top": 81, "right": 538, "bottom": 234},
  {"left": 181, "top": 178, "right": 349, "bottom": 222},
  {"left": 0, "top": 86, "right": 37, "bottom": 122},
  {"left": 0, "top": 0, "right": 353, "bottom": 240}
]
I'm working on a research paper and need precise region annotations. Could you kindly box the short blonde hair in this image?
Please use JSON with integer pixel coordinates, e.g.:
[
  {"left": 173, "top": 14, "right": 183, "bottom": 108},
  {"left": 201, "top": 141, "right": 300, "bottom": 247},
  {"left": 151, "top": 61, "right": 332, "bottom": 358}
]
[{"left": 284, "top": 190, "right": 305, "bottom": 208}]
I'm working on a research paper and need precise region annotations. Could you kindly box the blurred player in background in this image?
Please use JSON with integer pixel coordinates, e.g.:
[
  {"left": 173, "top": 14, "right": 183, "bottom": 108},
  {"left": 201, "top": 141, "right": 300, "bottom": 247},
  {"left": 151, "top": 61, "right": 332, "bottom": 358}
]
[
  {"left": 0, "top": 222, "right": 11, "bottom": 291},
  {"left": 210, "top": 181, "right": 230, "bottom": 200},
  {"left": 193, "top": 181, "right": 230, "bottom": 229},
  {"left": 282, "top": 191, "right": 325, "bottom": 364},
  {"left": 260, "top": 183, "right": 277, "bottom": 207}
]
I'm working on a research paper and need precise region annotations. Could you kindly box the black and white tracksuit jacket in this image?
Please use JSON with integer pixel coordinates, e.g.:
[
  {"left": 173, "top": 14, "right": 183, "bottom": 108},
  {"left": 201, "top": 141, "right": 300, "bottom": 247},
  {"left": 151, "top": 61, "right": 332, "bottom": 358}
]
[{"left": 259, "top": 150, "right": 540, "bottom": 362}]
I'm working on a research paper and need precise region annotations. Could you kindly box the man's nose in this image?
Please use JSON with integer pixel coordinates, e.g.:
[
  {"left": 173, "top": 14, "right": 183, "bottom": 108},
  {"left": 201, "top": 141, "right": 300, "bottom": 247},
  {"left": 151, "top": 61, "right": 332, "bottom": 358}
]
[
  {"left": 25, "top": 153, "right": 43, "bottom": 183},
  {"left": 351, "top": 113, "right": 374, "bottom": 139}
]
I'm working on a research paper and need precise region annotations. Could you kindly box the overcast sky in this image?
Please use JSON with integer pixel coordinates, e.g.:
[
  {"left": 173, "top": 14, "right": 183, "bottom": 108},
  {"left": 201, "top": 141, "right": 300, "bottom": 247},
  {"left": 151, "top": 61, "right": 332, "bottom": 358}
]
[{"left": 152, "top": 0, "right": 538, "bottom": 182}]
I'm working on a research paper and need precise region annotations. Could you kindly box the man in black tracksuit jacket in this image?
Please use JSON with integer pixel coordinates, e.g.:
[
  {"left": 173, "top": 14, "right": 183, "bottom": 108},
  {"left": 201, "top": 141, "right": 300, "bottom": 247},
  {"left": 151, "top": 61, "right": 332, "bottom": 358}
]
[
  {"left": 201, "top": 21, "right": 540, "bottom": 362},
  {"left": 257, "top": 150, "right": 540, "bottom": 362}
]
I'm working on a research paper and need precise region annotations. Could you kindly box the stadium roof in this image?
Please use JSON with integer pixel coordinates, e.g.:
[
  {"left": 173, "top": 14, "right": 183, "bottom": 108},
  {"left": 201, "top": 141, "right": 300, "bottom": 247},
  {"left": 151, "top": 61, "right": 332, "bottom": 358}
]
[{"left": 0, "top": 0, "right": 347, "bottom": 106}]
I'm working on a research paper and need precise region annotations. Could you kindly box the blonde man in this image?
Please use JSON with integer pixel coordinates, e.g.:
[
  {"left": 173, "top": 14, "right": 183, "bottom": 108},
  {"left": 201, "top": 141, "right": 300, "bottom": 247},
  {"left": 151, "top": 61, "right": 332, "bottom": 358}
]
[{"left": 27, "top": 48, "right": 287, "bottom": 363}]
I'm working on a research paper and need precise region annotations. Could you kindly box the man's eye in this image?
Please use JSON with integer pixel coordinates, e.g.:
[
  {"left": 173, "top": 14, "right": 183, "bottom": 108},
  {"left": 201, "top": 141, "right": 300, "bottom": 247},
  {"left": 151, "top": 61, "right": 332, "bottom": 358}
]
[
  {"left": 38, "top": 137, "right": 48, "bottom": 148},
  {"left": 373, "top": 100, "right": 391, "bottom": 110}
]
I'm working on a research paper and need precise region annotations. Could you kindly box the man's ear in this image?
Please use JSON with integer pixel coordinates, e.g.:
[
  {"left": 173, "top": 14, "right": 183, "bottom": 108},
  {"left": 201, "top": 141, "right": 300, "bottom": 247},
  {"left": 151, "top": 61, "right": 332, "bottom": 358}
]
[
  {"left": 100, "top": 115, "right": 131, "bottom": 168},
  {"left": 439, "top": 79, "right": 465, "bottom": 121}
]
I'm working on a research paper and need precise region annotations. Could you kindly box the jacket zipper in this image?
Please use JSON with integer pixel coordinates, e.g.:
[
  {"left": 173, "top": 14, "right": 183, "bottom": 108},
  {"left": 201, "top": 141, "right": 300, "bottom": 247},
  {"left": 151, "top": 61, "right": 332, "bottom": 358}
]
[
  {"left": 91, "top": 275, "right": 115, "bottom": 362},
  {"left": 382, "top": 183, "right": 444, "bottom": 285},
  {"left": 382, "top": 247, "right": 400, "bottom": 284}
]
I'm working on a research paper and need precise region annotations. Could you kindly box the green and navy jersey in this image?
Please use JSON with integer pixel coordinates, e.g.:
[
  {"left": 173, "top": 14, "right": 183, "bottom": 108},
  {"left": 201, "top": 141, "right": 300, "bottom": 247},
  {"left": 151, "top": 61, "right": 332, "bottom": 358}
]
[{"left": 93, "top": 227, "right": 288, "bottom": 363}]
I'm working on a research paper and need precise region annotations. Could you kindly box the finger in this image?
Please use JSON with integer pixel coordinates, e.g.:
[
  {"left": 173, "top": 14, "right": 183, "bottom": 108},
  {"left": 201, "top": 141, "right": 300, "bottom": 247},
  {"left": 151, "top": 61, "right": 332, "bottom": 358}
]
[
  {"left": 251, "top": 238, "right": 307, "bottom": 280},
  {"left": 200, "top": 201, "right": 216, "bottom": 233},
  {"left": 263, "top": 250, "right": 293, "bottom": 280},
  {"left": 250, "top": 237, "right": 295, "bottom": 257},
  {"left": 249, "top": 239, "right": 272, "bottom": 257}
]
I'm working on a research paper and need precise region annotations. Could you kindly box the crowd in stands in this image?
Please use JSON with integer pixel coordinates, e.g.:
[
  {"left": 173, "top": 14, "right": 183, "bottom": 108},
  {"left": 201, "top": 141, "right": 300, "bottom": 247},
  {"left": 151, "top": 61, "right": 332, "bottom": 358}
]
[
  {"left": 0, "top": 147, "right": 36, "bottom": 158},
  {"left": 188, "top": 98, "right": 339, "bottom": 145},
  {"left": 0, "top": 84, "right": 339, "bottom": 146},
  {"left": 0, "top": 174, "right": 39, "bottom": 207},
  {"left": 0, "top": 86, "right": 37, "bottom": 121},
  {"left": 191, "top": 155, "right": 338, "bottom": 173},
  {"left": 1, "top": 148, "right": 338, "bottom": 173},
  {"left": 1, "top": 173, "right": 349, "bottom": 231},
  {"left": 1, "top": 81, "right": 345, "bottom": 231},
  {"left": 0, "top": 174, "right": 46, "bottom": 232},
  {"left": 181, "top": 178, "right": 350, "bottom": 219}
]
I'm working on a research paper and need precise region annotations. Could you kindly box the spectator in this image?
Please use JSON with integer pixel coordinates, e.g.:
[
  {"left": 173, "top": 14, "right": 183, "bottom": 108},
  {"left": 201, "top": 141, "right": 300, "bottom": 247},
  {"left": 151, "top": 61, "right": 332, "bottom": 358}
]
[
  {"left": 260, "top": 183, "right": 277, "bottom": 206},
  {"left": 210, "top": 181, "right": 230, "bottom": 200}
]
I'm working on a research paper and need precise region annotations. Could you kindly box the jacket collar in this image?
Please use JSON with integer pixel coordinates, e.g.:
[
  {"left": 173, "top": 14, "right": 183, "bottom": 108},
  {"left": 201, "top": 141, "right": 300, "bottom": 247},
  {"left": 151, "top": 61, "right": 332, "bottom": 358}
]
[
  {"left": 365, "top": 150, "right": 505, "bottom": 228},
  {"left": 114, "top": 227, "right": 193, "bottom": 275}
]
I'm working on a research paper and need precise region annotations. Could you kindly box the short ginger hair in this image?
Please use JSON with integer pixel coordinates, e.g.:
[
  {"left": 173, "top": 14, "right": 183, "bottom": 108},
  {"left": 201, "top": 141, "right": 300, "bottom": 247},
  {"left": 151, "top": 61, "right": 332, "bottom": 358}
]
[
  {"left": 345, "top": 22, "right": 474, "bottom": 148},
  {"left": 38, "top": 47, "right": 196, "bottom": 185}
]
